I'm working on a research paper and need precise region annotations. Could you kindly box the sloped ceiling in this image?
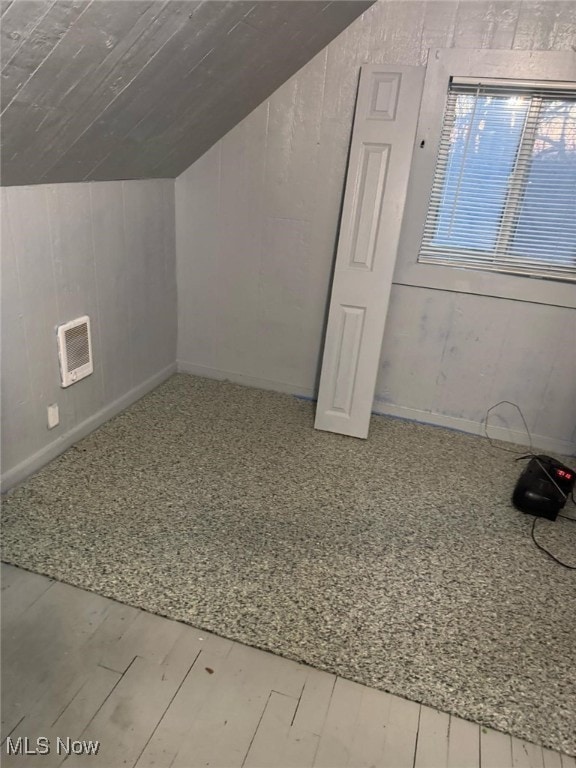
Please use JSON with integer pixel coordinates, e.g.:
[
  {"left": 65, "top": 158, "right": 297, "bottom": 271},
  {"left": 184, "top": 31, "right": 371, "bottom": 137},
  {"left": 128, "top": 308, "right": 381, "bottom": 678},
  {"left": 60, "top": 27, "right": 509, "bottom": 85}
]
[{"left": 1, "top": 0, "right": 374, "bottom": 186}]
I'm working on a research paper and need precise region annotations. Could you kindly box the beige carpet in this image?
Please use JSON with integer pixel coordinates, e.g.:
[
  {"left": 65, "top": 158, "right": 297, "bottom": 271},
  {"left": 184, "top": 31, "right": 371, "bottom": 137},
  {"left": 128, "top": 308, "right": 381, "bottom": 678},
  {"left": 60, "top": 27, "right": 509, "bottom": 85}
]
[{"left": 2, "top": 374, "right": 576, "bottom": 755}]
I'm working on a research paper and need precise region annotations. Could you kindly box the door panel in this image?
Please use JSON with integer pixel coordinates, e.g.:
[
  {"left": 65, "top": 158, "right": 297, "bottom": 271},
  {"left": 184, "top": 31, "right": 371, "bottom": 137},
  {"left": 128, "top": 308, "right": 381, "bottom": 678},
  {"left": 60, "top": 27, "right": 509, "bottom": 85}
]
[{"left": 314, "top": 64, "right": 425, "bottom": 438}]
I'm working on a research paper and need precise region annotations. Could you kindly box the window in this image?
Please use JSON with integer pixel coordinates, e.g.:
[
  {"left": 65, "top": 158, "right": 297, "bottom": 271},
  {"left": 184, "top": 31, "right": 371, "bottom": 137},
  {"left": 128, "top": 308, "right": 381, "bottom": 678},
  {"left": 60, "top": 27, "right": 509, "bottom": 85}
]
[
  {"left": 419, "top": 78, "right": 576, "bottom": 282},
  {"left": 394, "top": 50, "right": 576, "bottom": 308}
]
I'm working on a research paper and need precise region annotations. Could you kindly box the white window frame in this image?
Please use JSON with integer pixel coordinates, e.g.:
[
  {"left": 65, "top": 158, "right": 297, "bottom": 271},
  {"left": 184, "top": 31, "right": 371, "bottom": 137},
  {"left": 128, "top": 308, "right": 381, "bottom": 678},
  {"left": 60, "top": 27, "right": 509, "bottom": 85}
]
[{"left": 393, "top": 49, "right": 576, "bottom": 310}]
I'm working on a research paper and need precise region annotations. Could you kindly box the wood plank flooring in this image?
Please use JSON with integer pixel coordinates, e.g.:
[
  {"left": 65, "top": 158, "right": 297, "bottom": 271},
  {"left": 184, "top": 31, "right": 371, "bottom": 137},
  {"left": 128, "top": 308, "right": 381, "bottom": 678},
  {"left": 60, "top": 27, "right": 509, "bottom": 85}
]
[{"left": 2, "top": 564, "right": 574, "bottom": 768}]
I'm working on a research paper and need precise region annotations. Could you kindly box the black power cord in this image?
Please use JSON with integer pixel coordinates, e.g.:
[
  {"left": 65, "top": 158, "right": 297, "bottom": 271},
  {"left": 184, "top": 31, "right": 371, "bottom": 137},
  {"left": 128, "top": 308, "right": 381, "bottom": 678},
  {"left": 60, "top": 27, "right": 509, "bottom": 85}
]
[
  {"left": 531, "top": 516, "right": 576, "bottom": 570},
  {"left": 484, "top": 401, "right": 535, "bottom": 456}
]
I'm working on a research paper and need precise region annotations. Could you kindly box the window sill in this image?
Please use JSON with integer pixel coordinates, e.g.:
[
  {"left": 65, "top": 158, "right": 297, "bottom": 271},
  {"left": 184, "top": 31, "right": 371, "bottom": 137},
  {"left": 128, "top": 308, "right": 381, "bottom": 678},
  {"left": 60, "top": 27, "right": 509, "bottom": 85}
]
[{"left": 393, "top": 259, "right": 576, "bottom": 309}]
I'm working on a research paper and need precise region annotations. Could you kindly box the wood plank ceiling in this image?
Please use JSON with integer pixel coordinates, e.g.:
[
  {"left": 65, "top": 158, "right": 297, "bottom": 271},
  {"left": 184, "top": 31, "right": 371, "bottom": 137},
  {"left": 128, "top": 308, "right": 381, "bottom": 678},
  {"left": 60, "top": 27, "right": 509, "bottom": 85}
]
[{"left": 0, "top": 0, "right": 374, "bottom": 186}]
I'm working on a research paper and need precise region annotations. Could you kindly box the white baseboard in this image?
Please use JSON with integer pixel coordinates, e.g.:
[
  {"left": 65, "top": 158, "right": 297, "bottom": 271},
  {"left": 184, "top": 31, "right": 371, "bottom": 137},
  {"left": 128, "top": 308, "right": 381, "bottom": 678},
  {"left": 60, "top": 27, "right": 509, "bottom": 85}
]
[
  {"left": 1, "top": 364, "right": 176, "bottom": 493},
  {"left": 176, "top": 360, "right": 315, "bottom": 399},
  {"left": 177, "top": 362, "right": 574, "bottom": 456},
  {"left": 372, "top": 401, "right": 575, "bottom": 458},
  {"left": 5, "top": 362, "right": 570, "bottom": 493}
]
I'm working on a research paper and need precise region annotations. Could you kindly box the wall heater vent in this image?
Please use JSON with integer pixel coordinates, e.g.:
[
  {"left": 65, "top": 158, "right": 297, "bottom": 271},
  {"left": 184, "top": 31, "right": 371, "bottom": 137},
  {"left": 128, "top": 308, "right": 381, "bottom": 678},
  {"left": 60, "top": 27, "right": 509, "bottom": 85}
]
[{"left": 57, "top": 315, "right": 93, "bottom": 388}]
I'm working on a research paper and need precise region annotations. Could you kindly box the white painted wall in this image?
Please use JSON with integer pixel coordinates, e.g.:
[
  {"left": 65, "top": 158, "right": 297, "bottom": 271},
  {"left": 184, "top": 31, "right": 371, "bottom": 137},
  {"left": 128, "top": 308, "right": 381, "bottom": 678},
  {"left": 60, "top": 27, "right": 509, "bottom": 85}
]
[
  {"left": 175, "top": 0, "right": 576, "bottom": 455},
  {"left": 1, "top": 179, "right": 177, "bottom": 489},
  {"left": 376, "top": 288, "right": 576, "bottom": 454}
]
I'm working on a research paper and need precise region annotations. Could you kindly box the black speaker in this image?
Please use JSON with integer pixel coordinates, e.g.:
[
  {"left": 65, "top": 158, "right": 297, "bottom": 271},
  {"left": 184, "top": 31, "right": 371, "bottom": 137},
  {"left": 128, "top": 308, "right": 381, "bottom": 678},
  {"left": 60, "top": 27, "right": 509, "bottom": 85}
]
[{"left": 512, "top": 455, "right": 575, "bottom": 520}]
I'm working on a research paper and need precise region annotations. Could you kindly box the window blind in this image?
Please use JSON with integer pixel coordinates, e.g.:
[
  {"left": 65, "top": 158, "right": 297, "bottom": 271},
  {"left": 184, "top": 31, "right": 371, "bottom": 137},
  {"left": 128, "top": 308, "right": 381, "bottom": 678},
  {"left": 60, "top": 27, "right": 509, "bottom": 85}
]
[{"left": 418, "top": 78, "right": 576, "bottom": 282}]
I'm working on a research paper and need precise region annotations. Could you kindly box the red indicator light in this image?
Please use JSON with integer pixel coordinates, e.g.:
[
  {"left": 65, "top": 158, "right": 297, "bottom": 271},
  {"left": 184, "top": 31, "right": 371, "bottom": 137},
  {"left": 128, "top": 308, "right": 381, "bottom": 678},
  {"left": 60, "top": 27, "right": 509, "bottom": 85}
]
[{"left": 556, "top": 469, "right": 573, "bottom": 480}]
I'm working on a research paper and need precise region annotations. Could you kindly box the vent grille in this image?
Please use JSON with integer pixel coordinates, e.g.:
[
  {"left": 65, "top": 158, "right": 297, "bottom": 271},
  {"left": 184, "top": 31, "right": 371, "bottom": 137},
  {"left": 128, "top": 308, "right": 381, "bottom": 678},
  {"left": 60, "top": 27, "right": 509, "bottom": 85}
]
[
  {"left": 57, "top": 316, "right": 93, "bottom": 387},
  {"left": 64, "top": 325, "right": 91, "bottom": 372}
]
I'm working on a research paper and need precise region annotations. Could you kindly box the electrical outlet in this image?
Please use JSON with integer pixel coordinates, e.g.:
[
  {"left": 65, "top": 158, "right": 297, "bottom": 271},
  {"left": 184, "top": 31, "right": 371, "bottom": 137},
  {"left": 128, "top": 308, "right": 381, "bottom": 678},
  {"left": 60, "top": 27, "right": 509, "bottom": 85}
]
[{"left": 47, "top": 403, "right": 59, "bottom": 429}]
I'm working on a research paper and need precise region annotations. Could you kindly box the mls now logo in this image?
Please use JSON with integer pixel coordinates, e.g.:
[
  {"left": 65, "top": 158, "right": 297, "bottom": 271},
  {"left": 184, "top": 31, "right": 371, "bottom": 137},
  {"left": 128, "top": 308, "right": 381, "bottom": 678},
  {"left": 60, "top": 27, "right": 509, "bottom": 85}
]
[{"left": 5, "top": 736, "right": 100, "bottom": 756}]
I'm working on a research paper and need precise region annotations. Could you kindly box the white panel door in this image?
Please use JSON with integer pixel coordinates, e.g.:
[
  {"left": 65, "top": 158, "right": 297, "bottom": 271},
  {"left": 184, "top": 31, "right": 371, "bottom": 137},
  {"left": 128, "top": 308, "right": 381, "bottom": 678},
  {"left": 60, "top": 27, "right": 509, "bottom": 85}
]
[{"left": 314, "top": 65, "right": 425, "bottom": 438}]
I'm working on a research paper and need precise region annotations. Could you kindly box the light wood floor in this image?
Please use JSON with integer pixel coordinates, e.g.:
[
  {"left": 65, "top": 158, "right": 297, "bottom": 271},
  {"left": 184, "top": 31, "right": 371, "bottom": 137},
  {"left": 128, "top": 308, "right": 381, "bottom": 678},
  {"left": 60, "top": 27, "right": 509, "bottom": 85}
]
[{"left": 1, "top": 564, "right": 574, "bottom": 768}]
